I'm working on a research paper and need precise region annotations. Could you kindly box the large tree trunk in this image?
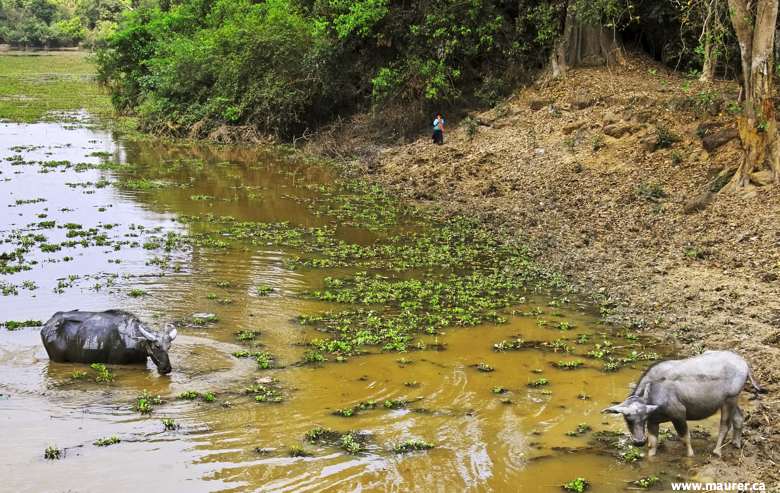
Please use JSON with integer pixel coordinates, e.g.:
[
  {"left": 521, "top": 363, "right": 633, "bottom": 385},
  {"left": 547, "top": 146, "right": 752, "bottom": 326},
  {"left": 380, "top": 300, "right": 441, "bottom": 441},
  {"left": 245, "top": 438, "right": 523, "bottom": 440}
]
[
  {"left": 727, "top": 0, "right": 780, "bottom": 188},
  {"left": 550, "top": 4, "right": 622, "bottom": 78}
]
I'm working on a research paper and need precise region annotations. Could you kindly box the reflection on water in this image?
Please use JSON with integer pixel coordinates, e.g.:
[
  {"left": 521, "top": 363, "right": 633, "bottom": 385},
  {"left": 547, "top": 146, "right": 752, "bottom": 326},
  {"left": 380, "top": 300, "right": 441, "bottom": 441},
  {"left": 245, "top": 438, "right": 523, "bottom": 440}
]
[{"left": 0, "top": 121, "right": 711, "bottom": 492}]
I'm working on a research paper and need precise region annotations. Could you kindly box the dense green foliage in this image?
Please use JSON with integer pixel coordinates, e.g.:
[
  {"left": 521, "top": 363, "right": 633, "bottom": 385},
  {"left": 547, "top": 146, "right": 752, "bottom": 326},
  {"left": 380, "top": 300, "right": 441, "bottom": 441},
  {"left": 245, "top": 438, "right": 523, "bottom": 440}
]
[
  {"left": 0, "top": 0, "right": 138, "bottom": 47},
  {"left": 93, "top": 0, "right": 746, "bottom": 139}
]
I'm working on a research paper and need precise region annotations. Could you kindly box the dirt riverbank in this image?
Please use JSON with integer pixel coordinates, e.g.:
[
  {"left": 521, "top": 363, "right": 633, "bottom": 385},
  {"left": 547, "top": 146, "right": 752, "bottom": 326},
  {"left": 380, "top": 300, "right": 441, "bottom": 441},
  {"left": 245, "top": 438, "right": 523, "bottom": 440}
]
[{"left": 317, "top": 54, "right": 780, "bottom": 485}]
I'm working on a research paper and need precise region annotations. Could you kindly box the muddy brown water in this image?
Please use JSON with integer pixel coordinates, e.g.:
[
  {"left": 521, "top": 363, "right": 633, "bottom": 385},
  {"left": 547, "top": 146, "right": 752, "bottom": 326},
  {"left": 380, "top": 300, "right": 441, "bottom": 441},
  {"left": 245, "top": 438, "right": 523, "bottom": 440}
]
[{"left": 0, "top": 119, "right": 717, "bottom": 492}]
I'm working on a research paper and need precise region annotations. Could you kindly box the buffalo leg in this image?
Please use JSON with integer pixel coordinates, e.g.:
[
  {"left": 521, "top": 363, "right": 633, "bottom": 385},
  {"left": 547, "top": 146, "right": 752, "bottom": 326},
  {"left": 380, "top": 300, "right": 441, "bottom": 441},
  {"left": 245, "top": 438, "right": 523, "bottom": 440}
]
[
  {"left": 731, "top": 405, "right": 744, "bottom": 449},
  {"left": 673, "top": 419, "right": 694, "bottom": 457},
  {"left": 647, "top": 421, "right": 659, "bottom": 457},
  {"left": 714, "top": 397, "right": 736, "bottom": 457}
]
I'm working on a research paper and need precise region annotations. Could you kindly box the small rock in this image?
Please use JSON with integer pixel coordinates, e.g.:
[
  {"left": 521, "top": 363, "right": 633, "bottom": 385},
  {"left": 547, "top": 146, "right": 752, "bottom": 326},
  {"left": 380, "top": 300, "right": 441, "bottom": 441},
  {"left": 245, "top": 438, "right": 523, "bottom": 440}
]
[
  {"left": 701, "top": 127, "right": 738, "bottom": 152},
  {"left": 529, "top": 99, "right": 553, "bottom": 111},
  {"left": 603, "top": 124, "right": 635, "bottom": 138}
]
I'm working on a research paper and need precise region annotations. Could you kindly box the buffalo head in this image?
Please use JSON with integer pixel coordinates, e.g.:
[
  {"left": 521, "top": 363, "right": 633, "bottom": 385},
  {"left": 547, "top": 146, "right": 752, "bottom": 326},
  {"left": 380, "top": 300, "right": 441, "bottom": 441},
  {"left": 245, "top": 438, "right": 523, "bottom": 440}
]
[
  {"left": 137, "top": 323, "right": 177, "bottom": 374},
  {"left": 602, "top": 384, "right": 659, "bottom": 446}
]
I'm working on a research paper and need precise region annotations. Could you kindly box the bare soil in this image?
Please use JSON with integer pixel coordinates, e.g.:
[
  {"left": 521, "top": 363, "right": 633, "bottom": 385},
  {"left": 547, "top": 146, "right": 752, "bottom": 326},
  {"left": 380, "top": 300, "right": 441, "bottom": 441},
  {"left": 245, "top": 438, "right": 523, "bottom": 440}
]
[{"left": 320, "top": 54, "right": 780, "bottom": 485}]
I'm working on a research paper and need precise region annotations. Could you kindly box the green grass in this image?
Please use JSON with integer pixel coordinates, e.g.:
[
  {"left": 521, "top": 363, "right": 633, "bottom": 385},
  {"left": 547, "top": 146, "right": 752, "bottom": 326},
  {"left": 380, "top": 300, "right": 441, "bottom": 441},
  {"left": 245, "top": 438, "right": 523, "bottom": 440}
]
[{"left": 0, "top": 52, "right": 113, "bottom": 122}]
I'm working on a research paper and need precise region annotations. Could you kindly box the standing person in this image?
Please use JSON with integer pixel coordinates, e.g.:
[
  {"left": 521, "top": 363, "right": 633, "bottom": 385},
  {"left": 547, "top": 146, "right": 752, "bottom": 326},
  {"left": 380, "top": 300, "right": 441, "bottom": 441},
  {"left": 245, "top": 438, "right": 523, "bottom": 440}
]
[{"left": 432, "top": 113, "right": 445, "bottom": 145}]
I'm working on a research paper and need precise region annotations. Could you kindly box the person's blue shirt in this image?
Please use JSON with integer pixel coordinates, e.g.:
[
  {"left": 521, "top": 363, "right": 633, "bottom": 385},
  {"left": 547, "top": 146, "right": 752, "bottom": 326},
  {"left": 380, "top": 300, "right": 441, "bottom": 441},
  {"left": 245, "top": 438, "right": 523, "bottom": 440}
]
[{"left": 433, "top": 117, "right": 444, "bottom": 130}]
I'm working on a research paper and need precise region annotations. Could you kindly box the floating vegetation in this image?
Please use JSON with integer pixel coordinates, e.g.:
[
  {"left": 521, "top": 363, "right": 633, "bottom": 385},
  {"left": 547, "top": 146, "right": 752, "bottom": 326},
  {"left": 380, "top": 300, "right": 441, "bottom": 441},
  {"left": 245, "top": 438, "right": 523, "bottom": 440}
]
[
  {"left": 1, "top": 319, "right": 42, "bottom": 330},
  {"left": 553, "top": 360, "right": 584, "bottom": 370},
  {"left": 90, "top": 363, "right": 113, "bottom": 383},
  {"left": 621, "top": 446, "right": 643, "bottom": 463},
  {"left": 528, "top": 377, "right": 549, "bottom": 387},
  {"left": 492, "top": 338, "right": 525, "bottom": 351},
  {"left": 245, "top": 383, "right": 283, "bottom": 403},
  {"left": 632, "top": 476, "right": 661, "bottom": 489},
  {"left": 565, "top": 423, "right": 592, "bottom": 437},
  {"left": 202, "top": 392, "right": 216, "bottom": 402},
  {"left": 161, "top": 418, "right": 178, "bottom": 430},
  {"left": 562, "top": 477, "right": 590, "bottom": 492},
  {"left": 94, "top": 436, "right": 121, "bottom": 447},
  {"left": 383, "top": 398, "right": 408, "bottom": 409},
  {"left": 44, "top": 445, "right": 62, "bottom": 460},
  {"left": 135, "top": 390, "right": 163, "bottom": 414},
  {"left": 393, "top": 439, "right": 434, "bottom": 454},
  {"left": 492, "top": 386, "right": 508, "bottom": 394},
  {"left": 339, "top": 432, "right": 365, "bottom": 454},
  {"left": 70, "top": 370, "right": 87, "bottom": 380},
  {"left": 128, "top": 288, "right": 148, "bottom": 297},
  {"left": 288, "top": 445, "right": 312, "bottom": 457},
  {"left": 476, "top": 362, "right": 494, "bottom": 373},
  {"left": 177, "top": 391, "right": 200, "bottom": 400},
  {"left": 235, "top": 330, "right": 259, "bottom": 342},
  {"left": 305, "top": 426, "right": 341, "bottom": 443},
  {"left": 256, "top": 284, "right": 274, "bottom": 296}
]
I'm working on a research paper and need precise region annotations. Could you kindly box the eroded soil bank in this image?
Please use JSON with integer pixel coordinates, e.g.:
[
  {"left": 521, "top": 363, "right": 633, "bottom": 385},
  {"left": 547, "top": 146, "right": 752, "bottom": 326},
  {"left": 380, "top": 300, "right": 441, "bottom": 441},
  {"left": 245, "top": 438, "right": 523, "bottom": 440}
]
[{"left": 327, "top": 54, "right": 780, "bottom": 485}]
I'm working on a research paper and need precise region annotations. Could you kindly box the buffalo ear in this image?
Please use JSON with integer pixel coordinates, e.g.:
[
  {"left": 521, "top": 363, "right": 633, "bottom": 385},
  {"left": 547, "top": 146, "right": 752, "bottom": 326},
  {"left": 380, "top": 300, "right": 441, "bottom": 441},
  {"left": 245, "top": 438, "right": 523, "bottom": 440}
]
[
  {"left": 602, "top": 405, "right": 626, "bottom": 414},
  {"left": 165, "top": 323, "right": 177, "bottom": 340}
]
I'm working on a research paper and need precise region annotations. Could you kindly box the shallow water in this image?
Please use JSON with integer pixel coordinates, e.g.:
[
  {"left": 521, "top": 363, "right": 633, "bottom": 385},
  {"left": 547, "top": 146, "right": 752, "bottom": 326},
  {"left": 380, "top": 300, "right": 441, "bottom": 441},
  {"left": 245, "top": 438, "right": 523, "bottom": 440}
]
[{"left": 0, "top": 120, "right": 715, "bottom": 492}]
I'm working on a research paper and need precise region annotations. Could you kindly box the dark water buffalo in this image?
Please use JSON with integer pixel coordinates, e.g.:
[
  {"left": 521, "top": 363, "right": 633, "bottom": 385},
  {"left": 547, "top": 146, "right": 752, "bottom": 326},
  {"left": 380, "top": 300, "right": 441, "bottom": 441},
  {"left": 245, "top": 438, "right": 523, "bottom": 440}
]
[
  {"left": 603, "top": 350, "right": 764, "bottom": 457},
  {"left": 41, "top": 310, "right": 177, "bottom": 374}
]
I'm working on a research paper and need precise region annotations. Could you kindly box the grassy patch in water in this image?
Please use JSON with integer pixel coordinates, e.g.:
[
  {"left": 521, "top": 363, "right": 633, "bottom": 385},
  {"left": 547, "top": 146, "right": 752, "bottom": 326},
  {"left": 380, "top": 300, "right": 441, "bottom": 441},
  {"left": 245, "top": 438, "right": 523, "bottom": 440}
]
[
  {"left": 562, "top": 477, "right": 590, "bottom": 492},
  {"left": 0, "top": 52, "right": 112, "bottom": 122},
  {"left": 44, "top": 445, "right": 62, "bottom": 460},
  {"left": 90, "top": 363, "right": 113, "bottom": 383}
]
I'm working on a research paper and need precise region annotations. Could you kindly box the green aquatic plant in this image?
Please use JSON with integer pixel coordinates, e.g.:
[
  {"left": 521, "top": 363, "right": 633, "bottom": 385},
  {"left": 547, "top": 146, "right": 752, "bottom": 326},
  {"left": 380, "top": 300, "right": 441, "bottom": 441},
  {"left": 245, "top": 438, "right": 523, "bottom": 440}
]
[
  {"left": 302, "top": 350, "right": 326, "bottom": 364},
  {"left": 339, "top": 432, "right": 364, "bottom": 454},
  {"left": 70, "top": 370, "right": 87, "bottom": 380},
  {"left": 177, "top": 391, "right": 200, "bottom": 400},
  {"left": 135, "top": 390, "right": 162, "bottom": 414},
  {"left": 305, "top": 427, "right": 341, "bottom": 443},
  {"left": 476, "top": 362, "right": 494, "bottom": 373},
  {"left": 553, "top": 360, "right": 584, "bottom": 370},
  {"left": 128, "top": 288, "right": 147, "bottom": 297},
  {"left": 528, "top": 377, "right": 549, "bottom": 387},
  {"left": 90, "top": 363, "right": 113, "bottom": 383},
  {"left": 235, "top": 330, "right": 259, "bottom": 342},
  {"left": 393, "top": 439, "right": 434, "bottom": 454},
  {"left": 565, "top": 423, "right": 592, "bottom": 437},
  {"left": 288, "top": 445, "right": 312, "bottom": 457},
  {"left": 621, "top": 446, "right": 643, "bottom": 463},
  {"left": 256, "top": 284, "right": 274, "bottom": 296},
  {"left": 94, "top": 436, "right": 121, "bottom": 447},
  {"left": 492, "top": 386, "right": 508, "bottom": 394},
  {"left": 2, "top": 319, "right": 43, "bottom": 330},
  {"left": 383, "top": 399, "right": 408, "bottom": 409},
  {"left": 562, "top": 477, "right": 590, "bottom": 492},
  {"left": 44, "top": 445, "right": 62, "bottom": 460},
  {"left": 632, "top": 476, "right": 661, "bottom": 489},
  {"left": 161, "top": 418, "right": 178, "bottom": 430},
  {"left": 202, "top": 392, "right": 216, "bottom": 402},
  {"left": 492, "top": 338, "right": 525, "bottom": 351}
]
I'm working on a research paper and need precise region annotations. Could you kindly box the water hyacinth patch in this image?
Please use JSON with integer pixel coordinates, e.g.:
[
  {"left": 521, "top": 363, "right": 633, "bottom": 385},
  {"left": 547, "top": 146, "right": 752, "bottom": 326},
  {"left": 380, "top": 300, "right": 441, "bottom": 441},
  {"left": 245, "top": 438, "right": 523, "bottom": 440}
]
[
  {"left": 94, "top": 436, "right": 121, "bottom": 447},
  {"left": 562, "top": 477, "right": 590, "bottom": 492},
  {"left": 393, "top": 439, "right": 434, "bottom": 454}
]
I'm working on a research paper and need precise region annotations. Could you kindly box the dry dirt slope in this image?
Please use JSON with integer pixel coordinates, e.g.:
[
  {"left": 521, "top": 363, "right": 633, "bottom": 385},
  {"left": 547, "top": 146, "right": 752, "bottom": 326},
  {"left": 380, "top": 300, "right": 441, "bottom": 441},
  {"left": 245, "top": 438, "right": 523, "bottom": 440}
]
[{"left": 368, "top": 55, "right": 780, "bottom": 484}]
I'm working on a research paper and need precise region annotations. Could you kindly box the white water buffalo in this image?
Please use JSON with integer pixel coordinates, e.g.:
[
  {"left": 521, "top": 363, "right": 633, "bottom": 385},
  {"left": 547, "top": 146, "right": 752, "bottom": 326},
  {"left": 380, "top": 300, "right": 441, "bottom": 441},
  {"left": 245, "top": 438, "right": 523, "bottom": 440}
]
[
  {"left": 41, "top": 309, "right": 177, "bottom": 374},
  {"left": 603, "top": 350, "right": 764, "bottom": 457}
]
